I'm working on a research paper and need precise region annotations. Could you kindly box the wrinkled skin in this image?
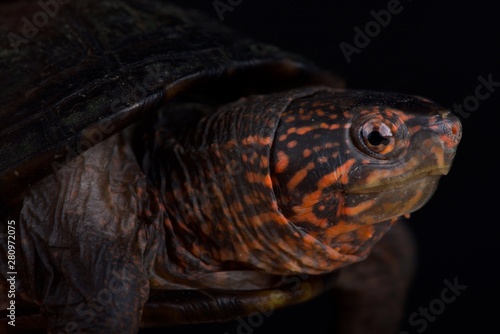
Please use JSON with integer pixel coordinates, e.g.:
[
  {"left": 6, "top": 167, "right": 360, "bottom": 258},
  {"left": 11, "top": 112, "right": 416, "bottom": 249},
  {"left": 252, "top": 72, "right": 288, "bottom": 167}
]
[{"left": 1, "top": 87, "right": 461, "bottom": 333}]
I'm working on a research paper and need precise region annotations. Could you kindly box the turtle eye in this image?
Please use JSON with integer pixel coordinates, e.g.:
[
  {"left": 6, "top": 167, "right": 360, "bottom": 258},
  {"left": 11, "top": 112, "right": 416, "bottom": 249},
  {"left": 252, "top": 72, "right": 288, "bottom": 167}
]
[
  {"left": 350, "top": 114, "right": 406, "bottom": 160},
  {"left": 351, "top": 110, "right": 408, "bottom": 160},
  {"left": 361, "top": 121, "right": 395, "bottom": 154}
]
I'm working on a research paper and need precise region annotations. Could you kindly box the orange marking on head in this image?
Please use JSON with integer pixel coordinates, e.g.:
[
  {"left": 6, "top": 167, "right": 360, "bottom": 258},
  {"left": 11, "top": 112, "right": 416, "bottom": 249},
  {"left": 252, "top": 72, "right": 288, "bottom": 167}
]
[
  {"left": 329, "top": 124, "right": 340, "bottom": 130},
  {"left": 333, "top": 230, "right": 355, "bottom": 243},
  {"left": 431, "top": 146, "right": 445, "bottom": 167},
  {"left": 275, "top": 151, "right": 289, "bottom": 173},
  {"left": 356, "top": 225, "right": 375, "bottom": 241},
  {"left": 328, "top": 113, "right": 337, "bottom": 119},
  {"left": 317, "top": 156, "right": 328, "bottom": 163},
  {"left": 342, "top": 199, "right": 376, "bottom": 216},
  {"left": 315, "top": 109, "right": 326, "bottom": 116},
  {"left": 287, "top": 140, "right": 298, "bottom": 148},
  {"left": 439, "top": 129, "right": 458, "bottom": 148},
  {"left": 398, "top": 111, "right": 415, "bottom": 122},
  {"left": 300, "top": 190, "right": 322, "bottom": 211},
  {"left": 317, "top": 159, "right": 355, "bottom": 189},
  {"left": 296, "top": 126, "right": 314, "bottom": 135},
  {"left": 406, "top": 189, "right": 424, "bottom": 211},
  {"left": 292, "top": 205, "right": 328, "bottom": 228},
  {"left": 287, "top": 162, "right": 315, "bottom": 190},
  {"left": 303, "top": 148, "right": 312, "bottom": 158},
  {"left": 326, "top": 220, "right": 360, "bottom": 239}
]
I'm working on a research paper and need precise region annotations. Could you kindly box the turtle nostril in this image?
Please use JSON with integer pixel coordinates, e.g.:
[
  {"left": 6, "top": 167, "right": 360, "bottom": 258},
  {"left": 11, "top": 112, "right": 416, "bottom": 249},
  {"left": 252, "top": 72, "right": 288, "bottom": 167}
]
[
  {"left": 442, "top": 111, "right": 461, "bottom": 131},
  {"left": 440, "top": 115, "right": 462, "bottom": 149}
]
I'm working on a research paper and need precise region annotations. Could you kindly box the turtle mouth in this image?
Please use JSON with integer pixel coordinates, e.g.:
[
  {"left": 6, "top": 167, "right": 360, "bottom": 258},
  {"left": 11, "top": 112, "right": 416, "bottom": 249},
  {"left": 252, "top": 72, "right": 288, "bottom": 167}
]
[
  {"left": 346, "top": 166, "right": 451, "bottom": 195},
  {"left": 338, "top": 171, "right": 444, "bottom": 227}
]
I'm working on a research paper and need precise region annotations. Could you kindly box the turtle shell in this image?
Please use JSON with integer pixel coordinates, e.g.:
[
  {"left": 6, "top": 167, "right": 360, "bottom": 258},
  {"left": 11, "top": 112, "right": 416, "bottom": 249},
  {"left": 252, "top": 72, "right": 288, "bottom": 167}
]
[{"left": 0, "top": 0, "right": 341, "bottom": 206}]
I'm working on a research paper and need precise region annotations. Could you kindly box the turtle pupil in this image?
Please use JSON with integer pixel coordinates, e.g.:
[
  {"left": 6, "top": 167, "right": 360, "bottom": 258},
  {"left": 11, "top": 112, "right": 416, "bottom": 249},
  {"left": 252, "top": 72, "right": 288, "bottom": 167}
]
[{"left": 367, "top": 130, "right": 390, "bottom": 146}]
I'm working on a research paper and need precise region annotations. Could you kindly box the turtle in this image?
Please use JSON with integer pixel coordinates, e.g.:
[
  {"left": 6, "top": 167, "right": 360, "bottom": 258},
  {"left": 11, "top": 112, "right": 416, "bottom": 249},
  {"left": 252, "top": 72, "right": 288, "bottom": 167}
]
[{"left": 0, "top": 0, "right": 462, "bottom": 333}]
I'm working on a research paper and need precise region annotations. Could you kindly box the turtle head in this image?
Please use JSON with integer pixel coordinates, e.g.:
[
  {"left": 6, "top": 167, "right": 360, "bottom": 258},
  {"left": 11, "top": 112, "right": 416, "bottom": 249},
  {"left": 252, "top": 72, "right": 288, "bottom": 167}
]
[
  {"left": 153, "top": 87, "right": 461, "bottom": 276},
  {"left": 271, "top": 89, "right": 462, "bottom": 244}
]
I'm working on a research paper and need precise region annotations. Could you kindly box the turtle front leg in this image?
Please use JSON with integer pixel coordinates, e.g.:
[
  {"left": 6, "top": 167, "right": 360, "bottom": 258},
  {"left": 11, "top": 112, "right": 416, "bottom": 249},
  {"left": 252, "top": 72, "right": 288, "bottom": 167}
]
[
  {"left": 13, "top": 132, "right": 161, "bottom": 333},
  {"left": 17, "top": 191, "right": 153, "bottom": 333},
  {"left": 330, "top": 219, "right": 416, "bottom": 334},
  {"left": 41, "top": 242, "right": 150, "bottom": 333}
]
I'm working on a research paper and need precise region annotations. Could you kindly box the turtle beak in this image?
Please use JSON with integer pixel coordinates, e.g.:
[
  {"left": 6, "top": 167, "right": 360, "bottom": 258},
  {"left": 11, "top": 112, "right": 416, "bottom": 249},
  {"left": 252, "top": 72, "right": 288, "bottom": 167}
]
[{"left": 428, "top": 111, "right": 462, "bottom": 171}]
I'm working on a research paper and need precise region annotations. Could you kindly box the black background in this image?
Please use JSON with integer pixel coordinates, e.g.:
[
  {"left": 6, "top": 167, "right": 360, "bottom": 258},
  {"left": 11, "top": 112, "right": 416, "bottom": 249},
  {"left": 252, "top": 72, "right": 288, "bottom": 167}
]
[{"left": 161, "top": 1, "right": 500, "bottom": 334}]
